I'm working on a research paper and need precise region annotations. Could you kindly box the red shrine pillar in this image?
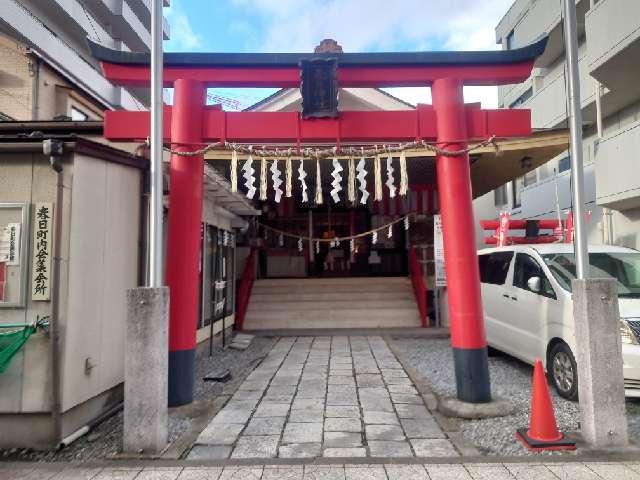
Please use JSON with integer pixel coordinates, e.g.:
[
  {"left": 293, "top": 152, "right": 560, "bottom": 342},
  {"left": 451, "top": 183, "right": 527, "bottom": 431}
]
[
  {"left": 432, "top": 78, "right": 491, "bottom": 403},
  {"left": 166, "top": 78, "right": 205, "bottom": 406}
]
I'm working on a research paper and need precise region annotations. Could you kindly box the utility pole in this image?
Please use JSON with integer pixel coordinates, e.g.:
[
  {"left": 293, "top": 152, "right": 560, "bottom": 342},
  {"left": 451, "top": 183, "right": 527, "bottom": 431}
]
[{"left": 563, "top": 0, "right": 628, "bottom": 449}]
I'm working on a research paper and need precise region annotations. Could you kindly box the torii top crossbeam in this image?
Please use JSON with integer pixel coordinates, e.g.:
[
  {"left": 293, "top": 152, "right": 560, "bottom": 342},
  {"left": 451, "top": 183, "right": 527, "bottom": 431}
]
[
  {"left": 90, "top": 37, "right": 547, "bottom": 144},
  {"left": 89, "top": 37, "right": 547, "bottom": 88},
  {"left": 90, "top": 36, "right": 549, "bottom": 409}
]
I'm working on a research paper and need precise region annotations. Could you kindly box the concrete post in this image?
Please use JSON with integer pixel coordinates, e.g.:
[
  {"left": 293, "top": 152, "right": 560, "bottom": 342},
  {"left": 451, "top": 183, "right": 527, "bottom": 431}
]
[
  {"left": 572, "top": 278, "right": 628, "bottom": 448},
  {"left": 123, "top": 286, "right": 169, "bottom": 454}
]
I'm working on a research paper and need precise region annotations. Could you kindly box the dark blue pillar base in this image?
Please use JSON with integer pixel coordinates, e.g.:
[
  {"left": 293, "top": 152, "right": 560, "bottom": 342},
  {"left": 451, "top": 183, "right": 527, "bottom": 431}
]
[
  {"left": 453, "top": 346, "right": 491, "bottom": 403},
  {"left": 168, "top": 348, "right": 195, "bottom": 407}
]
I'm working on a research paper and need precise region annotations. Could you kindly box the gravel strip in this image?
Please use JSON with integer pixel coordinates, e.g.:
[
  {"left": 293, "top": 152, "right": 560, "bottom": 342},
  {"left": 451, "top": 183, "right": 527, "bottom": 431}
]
[
  {"left": 0, "top": 334, "right": 275, "bottom": 462},
  {"left": 394, "top": 337, "right": 640, "bottom": 456}
]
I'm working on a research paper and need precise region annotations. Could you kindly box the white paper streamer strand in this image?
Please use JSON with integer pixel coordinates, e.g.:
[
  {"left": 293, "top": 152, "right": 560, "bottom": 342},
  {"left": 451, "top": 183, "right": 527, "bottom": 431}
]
[
  {"left": 387, "top": 225, "right": 393, "bottom": 238},
  {"left": 259, "top": 157, "right": 268, "bottom": 201},
  {"left": 279, "top": 233, "right": 284, "bottom": 247},
  {"left": 298, "top": 158, "right": 308, "bottom": 203},
  {"left": 315, "top": 156, "right": 323, "bottom": 205},
  {"left": 297, "top": 237, "right": 303, "bottom": 252},
  {"left": 357, "top": 150, "right": 369, "bottom": 205},
  {"left": 374, "top": 152, "right": 382, "bottom": 202},
  {"left": 404, "top": 216, "right": 410, "bottom": 231},
  {"left": 347, "top": 157, "right": 356, "bottom": 203},
  {"left": 386, "top": 152, "right": 396, "bottom": 198},
  {"left": 372, "top": 230, "right": 378, "bottom": 244},
  {"left": 330, "top": 155, "right": 343, "bottom": 203},
  {"left": 242, "top": 148, "right": 256, "bottom": 199},
  {"left": 315, "top": 240, "right": 320, "bottom": 254},
  {"left": 285, "top": 158, "right": 293, "bottom": 197},
  {"left": 230, "top": 148, "right": 238, "bottom": 193},
  {"left": 350, "top": 238, "right": 355, "bottom": 252},
  {"left": 399, "top": 150, "right": 408, "bottom": 196},
  {"left": 271, "top": 159, "right": 283, "bottom": 203}
]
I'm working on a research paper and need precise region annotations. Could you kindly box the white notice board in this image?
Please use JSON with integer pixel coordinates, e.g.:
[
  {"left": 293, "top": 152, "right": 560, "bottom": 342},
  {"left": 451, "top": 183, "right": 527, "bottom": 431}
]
[{"left": 434, "top": 214, "right": 446, "bottom": 287}]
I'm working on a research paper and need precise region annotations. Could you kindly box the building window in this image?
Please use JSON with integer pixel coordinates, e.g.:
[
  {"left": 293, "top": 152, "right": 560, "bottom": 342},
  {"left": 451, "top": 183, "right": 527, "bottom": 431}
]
[
  {"left": 494, "top": 184, "right": 508, "bottom": 207},
  {"left": 512, "top": 176, "right": 524, "bottom": 209},
  {"left": 558, "top": 155, "right": 571, "bottom": 173},
  {"left": 509, "top": 87, "right": 533, "bottom": 108},
  {"left": 506, "top": 30, "right": 516, "bottom": 50},
  {"left": 511, "top": 170, "right": 537, "bottom": 209},
  {"left": 199, "top": 224, "right": 235, "bottom": 329},
  {"left": 70, "top": 107, "right": 88, "bottom": 121},
  {"left": 524, "top": 169, "right": 537, "bottom": 187}
]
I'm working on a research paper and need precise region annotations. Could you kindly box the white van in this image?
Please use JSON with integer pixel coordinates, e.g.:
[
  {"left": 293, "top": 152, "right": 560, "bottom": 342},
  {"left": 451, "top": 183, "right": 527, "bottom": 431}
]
[{"left": 478, "top": 244, "right": 640, "bottom": 400}]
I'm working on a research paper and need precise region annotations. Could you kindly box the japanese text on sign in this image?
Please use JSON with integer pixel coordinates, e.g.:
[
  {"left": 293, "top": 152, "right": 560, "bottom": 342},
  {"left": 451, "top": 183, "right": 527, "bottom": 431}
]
[
  {"left": 434, "top": 214, "right": 447, "bottom": 287},
  {"left": 0, "top": 223, "right": 21, "bottom": 265},
  {"left": 32, "top": 203, "right": 53, "bottom": 301}
]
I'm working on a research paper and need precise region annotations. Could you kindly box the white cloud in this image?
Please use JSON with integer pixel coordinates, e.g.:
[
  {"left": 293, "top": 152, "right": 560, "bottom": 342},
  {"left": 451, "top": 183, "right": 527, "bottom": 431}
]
[
  {"left": 230, "top": 0, "right": 512, "bottom": 108},
  {"left": 230, "top": 0, "right": 512, "bottom": 53},
  {"left": 164, "top": 0, "right": 202, "bottom": 51}
]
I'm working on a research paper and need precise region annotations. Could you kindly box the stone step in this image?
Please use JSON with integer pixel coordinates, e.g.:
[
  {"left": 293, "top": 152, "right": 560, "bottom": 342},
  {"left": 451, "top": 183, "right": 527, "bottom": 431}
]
[
  {"left": 254, "top": 276, "right": 409, "bottom": 287},
  {"left": 249, "top": 291, "right": 415, "bottom": 302},
  {"left": 243, "top": 312, "right": 421, "bottom": 330},
  {"left": 245, "top": 276, "right": 421, "bottom": 330},
  {"left": 247, "top": 299, "right": 418, "bottom": 310},
  {"left": 245, "top": 307, "right": 420, "bottom": 321},
  {"left": 252, "top": 283, "right": 411, "bottom": 295}
]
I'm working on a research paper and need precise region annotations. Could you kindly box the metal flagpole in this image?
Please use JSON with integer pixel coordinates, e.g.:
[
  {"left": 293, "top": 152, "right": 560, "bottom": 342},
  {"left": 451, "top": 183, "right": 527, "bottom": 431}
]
[
  {"left": 562, "top": 0, "right": 589, "bottom": 279},
  {"left": 149, "top": 0, "right": 164, "bottom": 286}
]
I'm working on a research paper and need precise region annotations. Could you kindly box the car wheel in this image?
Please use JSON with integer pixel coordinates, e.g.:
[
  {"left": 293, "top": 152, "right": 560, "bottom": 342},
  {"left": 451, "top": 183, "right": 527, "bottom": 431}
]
[
  {"left": 487, "top": 346, "right": 503, "bottom": 357},
  {"left": 548, "top": 342, "right": 578, "bottom": 401}
]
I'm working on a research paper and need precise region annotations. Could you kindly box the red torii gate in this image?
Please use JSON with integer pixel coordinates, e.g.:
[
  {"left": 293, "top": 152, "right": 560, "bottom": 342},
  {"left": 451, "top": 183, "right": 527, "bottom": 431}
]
[{"left": 90, "top": 37, "right": 548, "bottom": 407}]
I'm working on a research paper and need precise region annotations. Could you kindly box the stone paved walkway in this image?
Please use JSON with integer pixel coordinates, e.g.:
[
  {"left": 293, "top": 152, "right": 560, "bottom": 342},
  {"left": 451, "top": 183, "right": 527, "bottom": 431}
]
[
  {"left": 3, "top": 462, "right": 640, "bottom": 479},
  {"left": 189, "top": 336, "right": 454, "bottom": 459}
]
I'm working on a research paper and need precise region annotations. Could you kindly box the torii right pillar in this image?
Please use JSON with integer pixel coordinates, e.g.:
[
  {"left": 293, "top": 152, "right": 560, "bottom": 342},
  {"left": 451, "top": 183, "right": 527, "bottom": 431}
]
[{"left": 433, "top": 77, "right": 490, "bottom": 403}]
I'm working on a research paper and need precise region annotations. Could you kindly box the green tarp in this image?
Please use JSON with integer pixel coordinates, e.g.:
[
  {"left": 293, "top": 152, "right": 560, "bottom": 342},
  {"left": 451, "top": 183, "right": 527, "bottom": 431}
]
[{"left": 0, "top": 325, "right": 37, "bottom": 373}]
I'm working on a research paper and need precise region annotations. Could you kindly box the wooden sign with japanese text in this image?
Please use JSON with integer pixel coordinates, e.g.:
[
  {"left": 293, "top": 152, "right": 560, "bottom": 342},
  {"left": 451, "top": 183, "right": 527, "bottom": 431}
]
[{"left": 31, "top": 202, "right": 53, "bottom": 301}]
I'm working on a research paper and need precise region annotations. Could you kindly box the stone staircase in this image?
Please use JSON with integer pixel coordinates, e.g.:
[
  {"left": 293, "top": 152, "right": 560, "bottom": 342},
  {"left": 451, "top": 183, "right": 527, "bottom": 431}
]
[{"left": 243, "top": 277, "right": 422, "bottom": 330}]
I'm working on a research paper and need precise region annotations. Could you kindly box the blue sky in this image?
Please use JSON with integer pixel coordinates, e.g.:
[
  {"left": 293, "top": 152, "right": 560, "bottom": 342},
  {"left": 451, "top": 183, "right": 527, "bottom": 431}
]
[{"left": 163, "top": 0, "right": 515, "bottom": 110}]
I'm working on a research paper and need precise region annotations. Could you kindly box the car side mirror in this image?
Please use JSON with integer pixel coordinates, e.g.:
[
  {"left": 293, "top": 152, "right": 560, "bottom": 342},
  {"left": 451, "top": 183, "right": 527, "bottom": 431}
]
[{"left": 527, "top": 276, "right": 541, "bottom": 293}]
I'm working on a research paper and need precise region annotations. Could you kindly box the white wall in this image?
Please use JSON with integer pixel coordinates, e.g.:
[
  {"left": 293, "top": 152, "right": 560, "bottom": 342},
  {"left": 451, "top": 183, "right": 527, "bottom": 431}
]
[
  {"left": 0, "top": 153, "right": 74, "bottom": 415},
  {"left": 477, "top": 0, "right": 640, "bottom": 250},
  {"left": 61, "top": 154, "right": 140, "bottom": 412}
]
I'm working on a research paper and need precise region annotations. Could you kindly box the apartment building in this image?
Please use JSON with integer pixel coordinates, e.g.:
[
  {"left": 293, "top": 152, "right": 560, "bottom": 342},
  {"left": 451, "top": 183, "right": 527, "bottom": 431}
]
[
  {"left": 0, "top": 0, "right": 169, "bottom": 120},
  {"left": 474, "top": 0, "right": 640, "bottom": 249}
]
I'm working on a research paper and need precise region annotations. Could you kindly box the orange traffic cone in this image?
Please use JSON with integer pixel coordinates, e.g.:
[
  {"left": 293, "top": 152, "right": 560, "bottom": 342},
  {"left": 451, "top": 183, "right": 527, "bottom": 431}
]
[{"left": 516, "top": 359, "right": 576, "bottom": 451}]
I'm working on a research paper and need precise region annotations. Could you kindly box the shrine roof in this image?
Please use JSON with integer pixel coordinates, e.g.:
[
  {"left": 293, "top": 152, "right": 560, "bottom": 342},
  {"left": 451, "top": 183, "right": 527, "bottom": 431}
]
[{"left": 88, "top": 36, "right": 548, "bottom": 68}]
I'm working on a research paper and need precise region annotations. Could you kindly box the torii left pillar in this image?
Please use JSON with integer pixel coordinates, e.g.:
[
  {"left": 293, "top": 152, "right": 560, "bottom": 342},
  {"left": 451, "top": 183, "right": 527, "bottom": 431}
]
[{"left": 165, "top": 79, "right": 205, "bottom": 406}]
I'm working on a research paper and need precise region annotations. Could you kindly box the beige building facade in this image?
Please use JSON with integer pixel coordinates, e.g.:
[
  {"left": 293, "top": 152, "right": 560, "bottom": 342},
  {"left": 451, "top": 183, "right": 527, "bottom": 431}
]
[
  {"left": 0, "top": 33, "right": 106, "bottom": 122},
  {"left": 0, "top": 0, "right": 170, "bottom": 118}
]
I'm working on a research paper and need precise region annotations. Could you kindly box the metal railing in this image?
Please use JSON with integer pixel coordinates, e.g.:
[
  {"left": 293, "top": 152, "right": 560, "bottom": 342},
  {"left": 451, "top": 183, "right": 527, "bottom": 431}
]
[
  {"left": 235, "top": 249, "right": 256, "bottom": 331},
  {"left": 408, "top": 246, "right": 428, "bottom": 328}
]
